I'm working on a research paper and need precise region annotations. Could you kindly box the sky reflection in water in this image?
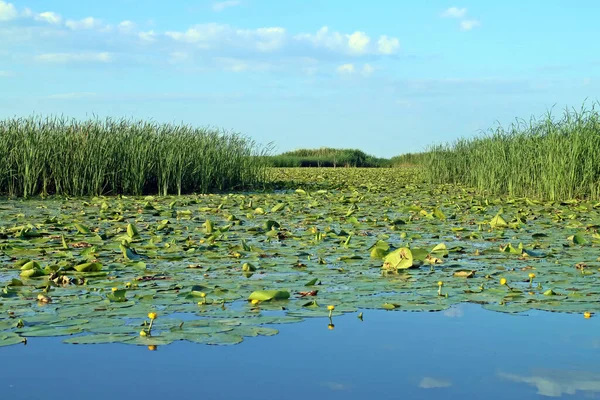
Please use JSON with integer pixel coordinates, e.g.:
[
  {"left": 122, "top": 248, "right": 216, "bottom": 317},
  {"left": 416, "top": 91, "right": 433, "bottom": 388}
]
[{"left": 2, "top": 304, "right": 599, "bottom": 400}]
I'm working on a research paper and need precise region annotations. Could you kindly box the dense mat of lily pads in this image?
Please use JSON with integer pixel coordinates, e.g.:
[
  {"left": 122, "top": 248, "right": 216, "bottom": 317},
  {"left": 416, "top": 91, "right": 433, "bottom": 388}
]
[{"left": 1, "top": 167, "right": 600, "bottom": 347}]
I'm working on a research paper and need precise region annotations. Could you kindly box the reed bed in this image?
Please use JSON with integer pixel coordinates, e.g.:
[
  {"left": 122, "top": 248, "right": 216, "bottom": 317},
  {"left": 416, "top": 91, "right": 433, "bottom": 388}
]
[
  {"left": 389, "top": 152, "right": 430, "bottom": 167},
  {"left": 0, "top": 116, "right": 270, "bottom": 197},
  {"left": 426, "top": 103, "right": 600, "bottom": 200},
  {"left": 267, "top": 148, "right": 389, "bottom": 168}
]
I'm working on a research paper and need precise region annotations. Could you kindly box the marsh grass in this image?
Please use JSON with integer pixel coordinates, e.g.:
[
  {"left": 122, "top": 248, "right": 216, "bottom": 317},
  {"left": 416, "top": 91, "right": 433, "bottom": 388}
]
[
  {"left": 426, "top": 103, "right": 600, "bottom": 200},
  {"left": 389, "top": 152, "right": 429, "bottom": 167},
  {"left": 0, "top": 116, "right": 269, "bottom": 197},
  {"left": 267, "top": 147, "right": 389, "bottom": 168}
]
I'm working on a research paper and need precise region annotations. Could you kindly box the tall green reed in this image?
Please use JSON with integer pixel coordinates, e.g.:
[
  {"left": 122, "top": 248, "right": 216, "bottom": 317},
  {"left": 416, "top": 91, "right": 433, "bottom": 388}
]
[
  {"left": 0, "top": 116, "right": 269, "bottom": 197},
  {"left": 426, "top": 102, "right": 600, "bottom": 200}
]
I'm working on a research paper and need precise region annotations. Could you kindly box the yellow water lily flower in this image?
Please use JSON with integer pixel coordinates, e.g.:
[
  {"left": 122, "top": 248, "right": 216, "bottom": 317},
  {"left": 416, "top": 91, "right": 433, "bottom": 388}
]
[
  {"left": 437, "top": 281, "right": 443, "bottom": 296},
  {"left": 148, "top": 345, "right": 157, "bottom": 351},
  {"left": 438, "top": 281, "right": 443, "bottom": 286},
  {"left": 251, "top": 299, "right": 260, "bottom": 305},
  {"left": 528, "top": 273, "right": 536, "bottom": 279},
  {"left": 140, "top": 330, "right": 147, "bottom": 337},
  {"left": 148, "top": 312, "right": 158, "bottom": 320},
  {"left": 584, "top": 312, "right": 592, "bottom": 319},
  {"left": 500, "top": 278, "right": 507, "bottom": 286},
  {"left": 111, "top": 287, "right": 118, "bottom": 292},
  {"left": 327, "top": 323, "right": 335, "bottom": 330},
  {"left": 328, "top": 305, "right": 335, "bottom": 318}
]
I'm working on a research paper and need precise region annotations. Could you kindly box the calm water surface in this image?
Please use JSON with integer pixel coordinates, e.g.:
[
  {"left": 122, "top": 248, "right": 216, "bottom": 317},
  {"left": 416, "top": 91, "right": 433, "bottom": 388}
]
[{"left": 2, "top": 304, "right": 599, "bottom": 400}]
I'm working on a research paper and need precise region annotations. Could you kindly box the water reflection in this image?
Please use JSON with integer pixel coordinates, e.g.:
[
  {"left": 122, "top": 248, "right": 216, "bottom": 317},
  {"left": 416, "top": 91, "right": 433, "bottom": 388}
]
[
  {"left": 442, "top": 306, "right": 464, "bottom": 318},
  {"left": 419, "top": 377, "right": 452, "bottom": 389},
  {"left": 499, "top": 370, "right": 600, "bottom": 397},
  {"left": 1, "top": 304, "right": 599, "bottom": 400}
]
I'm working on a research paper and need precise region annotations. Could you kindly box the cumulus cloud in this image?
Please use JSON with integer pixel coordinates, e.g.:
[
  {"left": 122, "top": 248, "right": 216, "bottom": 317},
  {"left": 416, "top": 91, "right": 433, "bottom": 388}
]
[
  {"left": 138, "top": 30, "right": 156, "bottom": 42},
  {"left": 347, "top": 31, "right": 370, "bottom": 54},
  {"left": 35, "top": 52, "right": 112, "bottom": 63},
  {"left": 442, "top": 7, "right": 467, "bottom": 18},
  {"left": 118, "top": 20, "right": 136, "bottom": 32},
  {"left": 0, "top": 0, "right": 17, "bottom": 21},
  {"left": 378, "top": 35, "right": 400, "bottom": 55},
  {"left": 336, "top": 63, "right": 375, "bottom": 77},
  {"left": 65, "top": 17, "right": 104, "bottom": 30},
  {"left": 295, "top": 26, "right": 400, "bottom": 55},
  {"left": 166, "top": 24, "right": 286, "bottom": 52},
  {"left": 2, "top": 6, "right": 400, "bottom": 74},
  {"left": 34, "top": 11, "right": 62, "bottom": 24},
  {"left": 441, "top": 7, "right": 481, "bottom": 31},
  {"left": 460, "top": 20, "right": 481, "bottom": 31},
  {"left": 212, "top": 1, "right": 241, "bottom": 12}
]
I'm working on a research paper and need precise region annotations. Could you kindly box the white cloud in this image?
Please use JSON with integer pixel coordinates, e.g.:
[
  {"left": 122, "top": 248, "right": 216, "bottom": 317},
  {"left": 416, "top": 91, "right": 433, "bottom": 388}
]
[
  {"left": 337, "top": 63, "right": 355, "bottom": 74},
  {"left": 362, "top": 64, "right": 374, "bottom": 76},
  {"left": 35, "top": 52, "right": 112, "bottom": 63},
  {"left": 442, "top": 7, "right": 467, "bottom": 18},
  {"left": 166, "top": 24, "right": 286, "bottom": 52},
  {"left": 65, "top": 17, "right": 104, "bottom": 30},
  {"left": 238, "top": 27, "right": 286, "bottom": 52},
  {"left": 460, "top": 20, "right": 481, "bottom": 31},
  {"left": 212, "top": 1, "right": 241, "bottom": 12},
  {"left": 295, "top": 26, "right": 399, "bottom": 56},
  {"left": 138, "top": 30, "right": 156, "bottom": 42},
  {"left": 0, "top": 0, "right": 17, "bottom": 21},
  {"left": 118, "top": 20, "right": 136, "bottom": 32},
  {"left": 34, "top": 11, "right": 62, "bottom": 24},
  {"left": 347, "top": 31, "right": 370, "bottom": 54},
  {"left": 441, "top": 7, "right": 481, "bottom": 31},
  {"left": 378, "top": 35, "right": 400, "bottom": 55},
  {"left": 166, "top": 23, "right": 229, "bottom": 44}
]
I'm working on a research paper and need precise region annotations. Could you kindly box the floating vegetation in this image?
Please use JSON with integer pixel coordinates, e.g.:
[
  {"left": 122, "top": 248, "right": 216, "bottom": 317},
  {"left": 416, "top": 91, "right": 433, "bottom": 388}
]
[{"left": 1, "top": 167, "right": 600, "bottom": 347}]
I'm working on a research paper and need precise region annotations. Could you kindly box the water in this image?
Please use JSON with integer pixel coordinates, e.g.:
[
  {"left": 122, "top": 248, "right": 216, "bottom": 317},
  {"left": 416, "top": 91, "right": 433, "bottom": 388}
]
[{"left": 2, "top": 304, "right": 599, "bottom": 399}]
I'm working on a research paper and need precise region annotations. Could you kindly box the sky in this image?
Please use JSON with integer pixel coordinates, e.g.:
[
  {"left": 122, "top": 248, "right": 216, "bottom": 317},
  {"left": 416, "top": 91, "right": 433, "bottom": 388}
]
[{"left": 0, "top": 0, "right": 598, "bottom": 157}]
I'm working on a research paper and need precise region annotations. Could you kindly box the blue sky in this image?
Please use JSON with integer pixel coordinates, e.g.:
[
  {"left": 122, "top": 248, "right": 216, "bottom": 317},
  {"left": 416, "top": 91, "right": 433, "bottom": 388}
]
[{"left": 0, "top": 0, "right": 598, "bottom": 157}]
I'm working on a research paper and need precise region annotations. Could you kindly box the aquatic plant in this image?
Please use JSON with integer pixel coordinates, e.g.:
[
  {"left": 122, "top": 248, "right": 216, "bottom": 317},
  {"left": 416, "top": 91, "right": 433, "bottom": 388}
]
[
  {"left": 0, "top": 116, "right": 270, "bottom": 197},
  {"left": 426, "top": 102, "right": 600, "bottom": 201}
]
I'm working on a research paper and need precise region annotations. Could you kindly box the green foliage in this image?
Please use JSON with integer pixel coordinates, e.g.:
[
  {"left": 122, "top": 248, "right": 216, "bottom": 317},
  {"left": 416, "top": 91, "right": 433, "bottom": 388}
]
[
  {"left": 426, "top": 102, "right": 600, "bottom": 200},
  {"left": 389, "top": 152, "right": 430, "bottom": 166},
  {"left": 266, "top": 147, "right": 390, "bottom": 168},
  {"left": 0, "top": 116, "right": 270, "bottom": 197},
  {"left": 2, "top": 167, "right": 600, "bottom": 348}
]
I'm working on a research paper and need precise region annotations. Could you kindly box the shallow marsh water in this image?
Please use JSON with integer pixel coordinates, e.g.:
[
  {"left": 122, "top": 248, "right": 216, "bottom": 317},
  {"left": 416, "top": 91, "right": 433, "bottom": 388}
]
[
  {"left": 2, "top": 304, "right": 600, "bottom": 400},
  {"left": 2, "top": 168, "right": 600, "bottom": 399}
]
